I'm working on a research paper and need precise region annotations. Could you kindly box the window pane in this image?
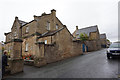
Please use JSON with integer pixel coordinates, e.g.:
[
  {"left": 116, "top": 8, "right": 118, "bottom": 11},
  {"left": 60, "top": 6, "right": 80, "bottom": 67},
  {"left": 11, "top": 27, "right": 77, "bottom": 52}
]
[
  {"left": 47, "top": 22, "right": 50, "bottom": 30},
  {"left": 25, "top": 43, "right": 28, "bottom": 51},
  {"left": 56, "top": 24, "right": 58, "bottom": 29},
  {"left": 26, "top": 26, "right": 29, "bottom": 33},
  {"left": 14, "top": 32, "right": 17, "bottom": 36},
  {"left": 45, "top": 40, "right": 47, "bottom": 44}
]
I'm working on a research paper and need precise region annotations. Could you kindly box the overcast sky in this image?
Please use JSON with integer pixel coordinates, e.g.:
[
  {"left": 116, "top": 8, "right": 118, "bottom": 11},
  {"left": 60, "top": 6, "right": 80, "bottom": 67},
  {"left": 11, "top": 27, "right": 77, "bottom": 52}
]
[{"left": 0, "top": 0, "right": 119, "bottom": 42}]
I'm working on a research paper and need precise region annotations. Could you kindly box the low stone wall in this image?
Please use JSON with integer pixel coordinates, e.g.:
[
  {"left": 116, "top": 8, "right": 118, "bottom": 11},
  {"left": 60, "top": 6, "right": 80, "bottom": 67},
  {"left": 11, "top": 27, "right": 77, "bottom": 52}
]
[
  {"left": 72, "top": 41, "right": 83, "bottom": 56},
  {"left": 84, "top": 40, "right": 101, "bottom": 52},
  {"left": 84, "top": 40, "right": 96, "bottom": 51},
  {"left": 34, "top": 41, "right": 83, "bottom": 67},
  {"left": 24, "top": 60, "right": 34, "bottom": 66},
  {"left": 8, "top": 59, "right": 24, "bottom": 74},
  {"left": 44, "top": 44, "right": 63, "bottom": 64},
  {"left": 96, "top": 40, "right": 101, "bottom": 50},
  {"left": 34, "top": 58, "right": 46, "bottom": 67}
]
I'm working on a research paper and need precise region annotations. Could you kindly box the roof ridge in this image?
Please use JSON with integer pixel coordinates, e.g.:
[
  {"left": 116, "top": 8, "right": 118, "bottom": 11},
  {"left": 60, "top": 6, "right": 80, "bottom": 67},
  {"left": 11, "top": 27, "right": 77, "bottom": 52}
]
[
  {"left": 78, "top": 25, "right": 98, "bottom": 30},
  {"left": 34, "top": 13, "right": 51, "bottom": 18},
  {"left": 18, "top": 20, "right": 28, "bottom": 23},
  {"left": 20, "top": 20, "right": 36, "bottom": 28},
  {"left": 100, "top": 33, "right": 106, "bottom": 35},
  {"left": 38, "top": 27, "right": 65, "bottom": 38}
]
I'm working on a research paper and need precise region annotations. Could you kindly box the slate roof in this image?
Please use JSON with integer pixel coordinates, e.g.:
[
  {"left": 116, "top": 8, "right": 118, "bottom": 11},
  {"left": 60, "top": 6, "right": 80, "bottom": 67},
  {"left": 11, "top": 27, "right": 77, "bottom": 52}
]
[
  {"left": 100, "top": 34, "right": 106, "bottom": 39},
  {"left": 38, "top": 27, "right": 64, "bottom": 38},
  {"left": 76, "top": 25, "right": 98, "bottom": 38},
  {"left": 18, "top": 20, "right": 28, "bottom": 26}
]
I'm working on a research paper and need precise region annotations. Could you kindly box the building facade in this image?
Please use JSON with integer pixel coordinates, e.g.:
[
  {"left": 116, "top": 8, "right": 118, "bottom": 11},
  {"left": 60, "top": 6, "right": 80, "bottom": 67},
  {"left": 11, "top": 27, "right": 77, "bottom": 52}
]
[
  {"left": 4, "top": 9, "right": 83, "bottom": 67},
  {"left": 100, "top": 33, "right": 107, "bottom": 48}
]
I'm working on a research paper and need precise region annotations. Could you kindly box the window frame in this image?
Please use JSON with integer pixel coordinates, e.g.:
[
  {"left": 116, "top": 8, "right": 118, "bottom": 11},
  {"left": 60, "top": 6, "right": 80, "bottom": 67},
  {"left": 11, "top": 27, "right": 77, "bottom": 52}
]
[
  {"left": 56, "top": 24, "right": 59, "bottom": 29},
  {"left": 14, "top": 32, "right": 17, "bottom": 37},
  {"left": 25, "top": 43, "right": 29, "bottom": 52},
  {"left": 46, "top": 21, "right": 50, "bottom": 30},
  {"left": 26, "top": 26, "right": 29, "bottom": 33},
  {"left": 9, "top": 35, "right": 11, "bottom": 40},
  {"left": 45, "top": 40, "right": 47, "bottom": 44}
]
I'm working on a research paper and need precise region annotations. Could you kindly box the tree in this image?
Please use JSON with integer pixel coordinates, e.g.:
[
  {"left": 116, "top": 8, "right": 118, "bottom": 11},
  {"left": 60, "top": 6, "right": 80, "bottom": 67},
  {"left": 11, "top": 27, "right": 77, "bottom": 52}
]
[{"left": 79, "top": 33, "right": 89, "bottom": 41}]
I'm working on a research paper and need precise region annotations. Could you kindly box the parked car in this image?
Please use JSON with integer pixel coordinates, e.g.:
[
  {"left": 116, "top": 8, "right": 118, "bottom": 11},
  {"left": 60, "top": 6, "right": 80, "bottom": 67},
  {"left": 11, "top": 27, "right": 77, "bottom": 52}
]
[{"left": 107, "top": 42, "right": 120, "bottom": 59}]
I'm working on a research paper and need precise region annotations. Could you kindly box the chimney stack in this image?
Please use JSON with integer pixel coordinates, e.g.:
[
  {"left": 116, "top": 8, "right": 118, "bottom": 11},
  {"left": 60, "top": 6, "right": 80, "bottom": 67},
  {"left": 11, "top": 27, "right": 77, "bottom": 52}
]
[
  {"left": 76, "top": 26, "right": 78, "bottom": 30},
  {"left": 15, "top": 16, "right": 18, "bottom": 20},
  {"left": 33, "top": 15, "right": 39, "bottom": 20},
  {"left": 51, "top": 9, "right": 56, "bottom": 16}
]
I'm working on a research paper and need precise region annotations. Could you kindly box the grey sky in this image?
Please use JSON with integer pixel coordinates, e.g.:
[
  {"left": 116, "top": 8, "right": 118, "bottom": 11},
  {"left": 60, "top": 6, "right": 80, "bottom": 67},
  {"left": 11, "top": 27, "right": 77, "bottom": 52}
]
[{"left": 0, "top": 0, "right": 119, "bottom": 42}]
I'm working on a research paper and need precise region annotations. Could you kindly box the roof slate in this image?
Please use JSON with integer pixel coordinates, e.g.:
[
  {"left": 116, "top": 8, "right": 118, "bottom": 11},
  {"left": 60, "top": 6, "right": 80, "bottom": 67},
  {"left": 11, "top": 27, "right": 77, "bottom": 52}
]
[
  {"left": 76, "top": 25, "right": 98, "bottom": 38},
  {"left": 38, "top": 27, "right": 64, "bottom": 38},
  {"left": 18, "top": 20, "right": 28, "bottom": 26},
  {"left": 100, "top": 34, "right": 106, "bottom": 39}
]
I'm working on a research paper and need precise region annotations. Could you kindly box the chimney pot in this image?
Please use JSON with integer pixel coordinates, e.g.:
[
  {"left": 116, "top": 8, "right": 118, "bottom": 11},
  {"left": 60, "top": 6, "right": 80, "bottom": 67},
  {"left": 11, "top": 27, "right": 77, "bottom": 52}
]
[
  {"left": 51, "top": 9, "right": 56, "bottom": 16},
  {"left": 15, "top": 16, "right": 18, "bottom": 20},
  {"left": 51, "top": 9, "right": 56, "bottom": 12},
  {"left": 76, "top": 26, "right": 78, "bottom": 30}
]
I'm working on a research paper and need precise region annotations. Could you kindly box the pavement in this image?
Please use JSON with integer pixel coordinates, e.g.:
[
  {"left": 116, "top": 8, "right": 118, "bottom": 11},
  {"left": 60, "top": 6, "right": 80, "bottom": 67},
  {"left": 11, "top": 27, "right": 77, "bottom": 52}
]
[{"left": 3, "top": 49, "right": 120, "bottom": 78}]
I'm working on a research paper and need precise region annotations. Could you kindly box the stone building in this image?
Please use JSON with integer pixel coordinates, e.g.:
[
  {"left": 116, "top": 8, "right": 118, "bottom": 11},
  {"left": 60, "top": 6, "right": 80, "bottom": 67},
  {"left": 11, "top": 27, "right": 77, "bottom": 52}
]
[
  {"left": 73, "top": 25, "right": 101, "bottom": 51},
  {"left": 100, "top": 33, "right": 107, "bottom": 48},
  {"left": 0, "top": 42, "right": 4, "bottom": 53},
  {"left": 4, "top": 9, "right": 83, "bottom": 67}
]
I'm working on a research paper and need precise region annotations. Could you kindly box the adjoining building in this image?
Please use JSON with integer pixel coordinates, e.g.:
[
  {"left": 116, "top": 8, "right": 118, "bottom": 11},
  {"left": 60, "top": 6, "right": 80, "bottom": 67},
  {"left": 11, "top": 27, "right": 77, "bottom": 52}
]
[
  {"left": 73, "top": 25, "right": 101, "bottom": 51},
  {"left": 100, "top": 33, "right": 107, "bottom": 48}
]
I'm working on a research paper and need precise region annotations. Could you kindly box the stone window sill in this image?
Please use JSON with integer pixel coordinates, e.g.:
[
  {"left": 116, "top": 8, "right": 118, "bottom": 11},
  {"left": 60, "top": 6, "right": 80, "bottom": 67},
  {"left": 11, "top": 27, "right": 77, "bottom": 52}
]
[{"left": 25, "top": 32, "right": 29, "bottom": 34}]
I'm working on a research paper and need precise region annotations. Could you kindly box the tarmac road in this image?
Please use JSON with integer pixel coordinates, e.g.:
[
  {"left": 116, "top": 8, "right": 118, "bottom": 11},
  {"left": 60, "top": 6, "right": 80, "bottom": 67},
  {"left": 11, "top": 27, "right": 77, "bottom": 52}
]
[{"left": 5, "top": 49, "right": 120, "bottom": 78}]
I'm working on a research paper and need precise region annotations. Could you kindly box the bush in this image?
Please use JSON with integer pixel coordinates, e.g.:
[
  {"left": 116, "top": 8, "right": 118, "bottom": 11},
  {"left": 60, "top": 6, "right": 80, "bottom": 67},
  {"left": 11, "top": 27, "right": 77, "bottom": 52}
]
[{"left": 79, "top": 33, "right": 89, "bottom": 41}]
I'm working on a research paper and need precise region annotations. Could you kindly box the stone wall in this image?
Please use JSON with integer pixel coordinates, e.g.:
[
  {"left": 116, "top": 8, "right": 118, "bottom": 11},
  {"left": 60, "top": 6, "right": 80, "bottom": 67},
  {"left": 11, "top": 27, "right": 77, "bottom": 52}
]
[
  {"left": 34, "top": 27, "right": 83, "bottom": 67},
  {"left": 96, "top": 39, "right": 101, "bottom": 50},
  {"left": 5, "top": 39, "right": 24, "bottom": 74},
  {"left": 85, "top": 40, "right": 97, "bottom": 52},
  {"left": 22, "top": 35, "right": 37, "bottom": 56},
  {"left": 89, "top": 31, "right": 100, "bottom": 40},
  {"left": 35, "top": 11, "right": 64, "bottom": 34},
  {"left": 12, "top": 41, "right": 22, "bottom": 59},
  {"left": 5, "top": 17, "right": 22, "bottom": 43},
  {"left": 22, "top": 20, "right": 37, "bottom": 38},
  {"left": 84, "top": 40, "right": 101, "bottom": 52},
  {"left": 100, "top": 38, "right": 107, "bottom": 48},
  {"left": 8, "top": 59, "right": 24, "bottom": 74},
  {"left": 44, "top": 44, "right": 63, "bottom": 63},
  {"left": 38, "top": 36, "right": 52, "bottom": 44},
  {"left": 5, "top": 41, "right": 22, "bottom": 58},
  {"left": 11, "top": 17, "right": 22, "bottom": 39},
  {"left": 5, "top": 33, "right": 12, "bottom": 42},
  {"left": 72, "top": 41, "right": 83, "bottom": 56}
]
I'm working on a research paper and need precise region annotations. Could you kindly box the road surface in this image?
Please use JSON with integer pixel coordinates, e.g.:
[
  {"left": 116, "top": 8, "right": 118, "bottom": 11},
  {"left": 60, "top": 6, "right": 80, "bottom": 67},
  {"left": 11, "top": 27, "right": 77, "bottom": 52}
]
[{"left": 5, "top": 49, "right": 120, "bottom": 78}]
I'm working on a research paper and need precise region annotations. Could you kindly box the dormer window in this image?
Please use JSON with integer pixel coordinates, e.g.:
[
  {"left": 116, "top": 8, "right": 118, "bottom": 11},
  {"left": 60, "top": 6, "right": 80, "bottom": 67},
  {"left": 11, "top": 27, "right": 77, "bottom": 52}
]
[
  {"left": 26, "top": 26, "right": 29, "bottom": 33},
  {"left": 56, "top": 24, "right": 59, "bottom": 29},
  {"left": 46, "top": 22, "right": 50, "bottom": 30}
]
